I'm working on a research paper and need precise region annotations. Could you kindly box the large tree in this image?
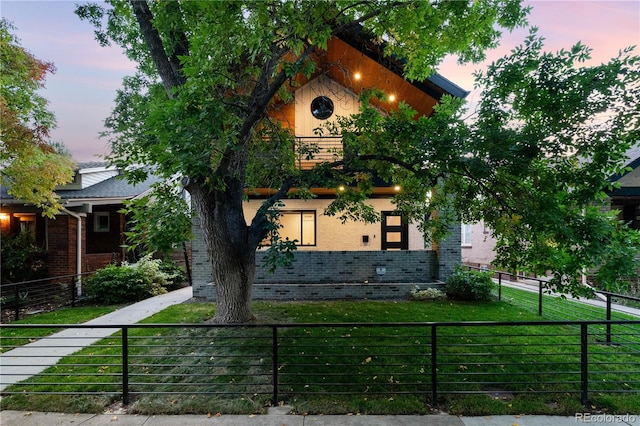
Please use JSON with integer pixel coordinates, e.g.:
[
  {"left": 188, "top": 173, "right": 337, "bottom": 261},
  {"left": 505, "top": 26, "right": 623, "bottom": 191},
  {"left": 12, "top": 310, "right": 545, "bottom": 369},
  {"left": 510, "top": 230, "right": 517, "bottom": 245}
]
[
  {"left": 0, "top": 19, "right": 75, "bottom": 217},
  {"left": 77, "top": 1, "right": 638, "bottom": 323},
  {"left": 444, "top": 32, "right": 640, "bottom": 294}
]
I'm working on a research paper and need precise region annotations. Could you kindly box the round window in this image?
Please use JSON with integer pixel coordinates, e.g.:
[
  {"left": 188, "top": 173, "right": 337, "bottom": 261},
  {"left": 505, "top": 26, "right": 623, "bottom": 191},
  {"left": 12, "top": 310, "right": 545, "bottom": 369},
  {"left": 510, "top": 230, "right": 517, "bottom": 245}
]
[{"left": 310, "top": 96, "right": 334, "bottom": 120}]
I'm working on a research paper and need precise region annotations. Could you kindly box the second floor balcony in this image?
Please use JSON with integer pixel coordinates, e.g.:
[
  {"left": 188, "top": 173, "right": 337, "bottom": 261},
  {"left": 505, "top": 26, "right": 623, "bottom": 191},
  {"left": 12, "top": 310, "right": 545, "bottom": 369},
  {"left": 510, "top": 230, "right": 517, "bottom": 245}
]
[{"left": 295, "top": 136, "right": 344, "bottom": 170}]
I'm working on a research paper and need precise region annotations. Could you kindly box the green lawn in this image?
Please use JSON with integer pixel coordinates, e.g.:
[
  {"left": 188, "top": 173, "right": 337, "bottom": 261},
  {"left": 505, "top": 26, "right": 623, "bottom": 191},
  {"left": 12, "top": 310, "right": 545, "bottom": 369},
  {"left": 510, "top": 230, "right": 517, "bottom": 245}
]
[{"left": 1, "top": 294, "right": 638, "bottom": 416}]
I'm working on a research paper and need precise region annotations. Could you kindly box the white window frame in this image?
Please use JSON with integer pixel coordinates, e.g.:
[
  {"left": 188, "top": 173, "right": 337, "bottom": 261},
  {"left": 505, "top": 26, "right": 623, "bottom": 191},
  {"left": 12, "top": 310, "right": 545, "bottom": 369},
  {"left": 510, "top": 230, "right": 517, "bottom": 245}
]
[{"left": 461, "top": 223, "right": 472, "bottom": 247}]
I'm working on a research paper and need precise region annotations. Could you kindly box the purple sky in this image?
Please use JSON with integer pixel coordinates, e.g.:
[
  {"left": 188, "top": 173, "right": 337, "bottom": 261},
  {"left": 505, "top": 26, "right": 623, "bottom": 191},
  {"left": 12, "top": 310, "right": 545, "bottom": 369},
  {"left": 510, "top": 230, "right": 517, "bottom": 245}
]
[{"left": 2, "top": 1, "right": 639, "bottom": 162}]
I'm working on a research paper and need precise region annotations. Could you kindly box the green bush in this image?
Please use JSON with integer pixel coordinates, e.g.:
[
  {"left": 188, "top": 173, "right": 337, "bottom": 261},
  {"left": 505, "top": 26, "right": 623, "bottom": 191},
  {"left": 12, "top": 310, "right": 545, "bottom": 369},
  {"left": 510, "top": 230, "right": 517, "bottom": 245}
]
[
  {"left": 128, "top": 254, "right": 174, "bottom": 289},
  {"left": 1, "top": 231, "right": 47, "bottom": 283},
  {"left": 445, "top": 268, "right": 496, "bottom": 301},
  {"left": 84, "top": 260, "right": 167, "bottom": 304},
  {"left": 159, "top": 260, "right": 187, "bottom": 291}
]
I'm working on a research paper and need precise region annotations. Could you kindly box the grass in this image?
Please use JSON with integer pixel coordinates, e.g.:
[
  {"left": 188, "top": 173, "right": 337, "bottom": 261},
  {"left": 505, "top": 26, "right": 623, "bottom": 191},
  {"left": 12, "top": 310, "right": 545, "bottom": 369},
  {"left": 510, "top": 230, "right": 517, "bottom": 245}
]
[
  {"left": 0, "top": 306, "right": 118, "bottom": 353},
  {"left": 1, "top": 291, "right": 638, "bottom": 416}
]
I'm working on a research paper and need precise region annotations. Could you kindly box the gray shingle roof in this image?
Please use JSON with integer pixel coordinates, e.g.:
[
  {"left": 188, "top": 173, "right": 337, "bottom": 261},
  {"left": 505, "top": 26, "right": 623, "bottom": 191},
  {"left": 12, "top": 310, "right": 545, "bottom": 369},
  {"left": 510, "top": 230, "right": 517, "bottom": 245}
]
[
  {"left": 58, "top": 174, "right": 162, "bottom": 200},
  {"left": 1, "top": 174, "right": 162, "bottom": 202}
]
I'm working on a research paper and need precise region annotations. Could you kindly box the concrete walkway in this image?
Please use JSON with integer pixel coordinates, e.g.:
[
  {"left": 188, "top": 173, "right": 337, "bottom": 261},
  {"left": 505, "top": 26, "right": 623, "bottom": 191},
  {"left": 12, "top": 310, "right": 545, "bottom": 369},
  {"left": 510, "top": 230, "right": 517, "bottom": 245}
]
[{"left": 0, "top": 286, "right": 193, "bottom": 391}]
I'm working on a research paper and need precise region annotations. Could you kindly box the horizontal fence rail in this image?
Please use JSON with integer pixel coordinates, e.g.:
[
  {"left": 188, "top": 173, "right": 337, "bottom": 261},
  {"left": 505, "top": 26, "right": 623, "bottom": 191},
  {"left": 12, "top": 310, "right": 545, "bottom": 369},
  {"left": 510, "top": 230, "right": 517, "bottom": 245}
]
[
  {"left": 465, "top": 265, "right": 640, "bottom": 348},
  {"left": 1, "top": 320, "right": 639, "bottom": 408},
  {"left": 0, "top": 272, "right": 97, "bottom": 321}
]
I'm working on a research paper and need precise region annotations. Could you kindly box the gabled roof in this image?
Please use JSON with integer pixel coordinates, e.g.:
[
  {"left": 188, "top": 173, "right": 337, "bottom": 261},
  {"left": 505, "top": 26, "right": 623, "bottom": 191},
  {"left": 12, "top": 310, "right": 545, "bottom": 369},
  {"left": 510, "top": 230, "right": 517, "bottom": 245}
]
[
  {"left": 607, "top": 145, "right": 640, "bottom": 197},
  {"left": 279, "top": 26, "right": 468, "bottom": 119},
  {"left": 608, "top": 145, "right": 640, "bottom": 182},
  {"left": 335, "top": 26, "right": 469, "bottom": 100}
]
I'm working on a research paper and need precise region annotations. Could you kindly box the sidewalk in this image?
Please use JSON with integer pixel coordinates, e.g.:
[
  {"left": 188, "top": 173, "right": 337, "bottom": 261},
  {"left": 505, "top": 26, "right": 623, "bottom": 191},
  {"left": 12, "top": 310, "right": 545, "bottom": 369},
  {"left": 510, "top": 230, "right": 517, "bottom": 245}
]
[{"left": 3, "top": 410, "right": 637, "bottom": 426}]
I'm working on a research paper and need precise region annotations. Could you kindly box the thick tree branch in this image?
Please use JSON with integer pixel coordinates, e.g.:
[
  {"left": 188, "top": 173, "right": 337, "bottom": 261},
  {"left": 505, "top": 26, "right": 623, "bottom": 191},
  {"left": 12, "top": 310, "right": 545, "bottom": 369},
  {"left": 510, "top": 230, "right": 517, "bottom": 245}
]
[
  {"left": 130, "top": 0, "right": 186, "bottom": 97},
  {"left": 247, "top": 176, "right": 299, "bottom": 248}
]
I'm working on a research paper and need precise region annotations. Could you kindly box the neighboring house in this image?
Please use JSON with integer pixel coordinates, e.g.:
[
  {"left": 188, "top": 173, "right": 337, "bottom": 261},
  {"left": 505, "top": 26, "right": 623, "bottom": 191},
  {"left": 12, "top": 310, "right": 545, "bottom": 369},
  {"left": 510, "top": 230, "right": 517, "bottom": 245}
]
[
  {"left": 461, "top": 221, "right": 496, "bottom": 268},
  {"left": 608, "top": 146, "right": 640, "bottom": 230},
  {"left": 1, "top": 162, "right": 160, "bottom": 284},
  {"left": 191, "top": 28, "right": 469, "bottom": 301}
]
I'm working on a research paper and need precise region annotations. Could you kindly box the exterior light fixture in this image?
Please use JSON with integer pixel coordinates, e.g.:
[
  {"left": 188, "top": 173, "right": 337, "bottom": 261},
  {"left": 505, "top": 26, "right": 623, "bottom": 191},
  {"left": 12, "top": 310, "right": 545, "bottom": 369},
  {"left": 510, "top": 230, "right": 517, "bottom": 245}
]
[
  {"left": 338, "top": 185, "right": 346, "bottom": 192},
  {"left": 354, "top": 72, "right": 362, "bottom": 80},
  {"left": 388, "top": 94, "right": 396, "bottom": 102},
  {"left": 393, "top": 185, "right": 401, "bottom": 192}
]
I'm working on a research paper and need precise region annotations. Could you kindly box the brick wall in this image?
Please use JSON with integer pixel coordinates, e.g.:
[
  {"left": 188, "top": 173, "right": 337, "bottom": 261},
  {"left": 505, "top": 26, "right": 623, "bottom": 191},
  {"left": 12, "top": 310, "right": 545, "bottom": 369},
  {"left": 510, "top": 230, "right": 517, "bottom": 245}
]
[
  {"left": 191, "top": 211, "right": 460, "bottom": 301},
  {"left": 196, "top": 281, "right": 445, "bottom": 301},
  {"left": 437, "top": 222, "right": 461, "bottom": 282},
  {"left": 254, "top": 250, "right": 437, "bottom": 283},
  {"left": 47, "top": 215, "right": 74, "bottom": 277},
  {"left": 85, "top": 253, "right": 118, "bottom": 272}
]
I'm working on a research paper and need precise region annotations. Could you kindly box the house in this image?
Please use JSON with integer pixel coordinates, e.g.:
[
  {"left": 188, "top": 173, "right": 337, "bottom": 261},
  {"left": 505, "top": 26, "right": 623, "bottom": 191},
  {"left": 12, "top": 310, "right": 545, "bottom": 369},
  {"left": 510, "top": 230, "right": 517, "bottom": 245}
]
[
  {"left": 1, "top": 162, "right": 161, "bottom": 285},
  {"left": 461, "top": 221, "right": 497, "bottom": 269},
  {"left": 609, "top": 146, "right": 640, "bottom": 230},
  {"left": 191, "top": 28, "right": 469, "bottom": 301}
]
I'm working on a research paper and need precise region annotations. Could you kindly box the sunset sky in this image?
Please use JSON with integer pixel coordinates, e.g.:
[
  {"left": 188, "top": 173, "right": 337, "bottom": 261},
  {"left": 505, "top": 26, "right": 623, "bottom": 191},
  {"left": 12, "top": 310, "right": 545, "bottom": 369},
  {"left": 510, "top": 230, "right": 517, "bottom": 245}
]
[{"left": 2, "top": 1, "right": 639, "bottom": 162}]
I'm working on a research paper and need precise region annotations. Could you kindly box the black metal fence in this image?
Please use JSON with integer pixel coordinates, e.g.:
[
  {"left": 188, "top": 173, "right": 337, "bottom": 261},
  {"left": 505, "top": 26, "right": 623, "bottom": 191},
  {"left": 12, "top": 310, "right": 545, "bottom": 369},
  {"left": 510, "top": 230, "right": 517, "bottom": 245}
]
[
  {"left": 2, "top": 320, "right": 639, "bottom": 407},
  {"left": 0, "top": 272, "right": 98, "bottom": 322},
  {"left": 466, "top": 265, "right": 640, "bottom": 315}
]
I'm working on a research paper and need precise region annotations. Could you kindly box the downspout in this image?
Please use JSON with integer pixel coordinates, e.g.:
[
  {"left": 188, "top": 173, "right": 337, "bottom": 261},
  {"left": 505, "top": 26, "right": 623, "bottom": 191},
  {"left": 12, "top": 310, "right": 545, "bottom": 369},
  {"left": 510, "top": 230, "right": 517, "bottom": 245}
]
[{"left": 61, "top": 207, "right": 83, "bottom": 296}]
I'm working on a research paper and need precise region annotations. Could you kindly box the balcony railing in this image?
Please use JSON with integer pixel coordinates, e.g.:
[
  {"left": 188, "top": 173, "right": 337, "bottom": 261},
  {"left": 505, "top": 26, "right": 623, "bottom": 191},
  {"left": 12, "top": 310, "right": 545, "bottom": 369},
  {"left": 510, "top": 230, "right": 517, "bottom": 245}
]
[{"left": 295, "top": 136, "right": 344, "bottom": 169}]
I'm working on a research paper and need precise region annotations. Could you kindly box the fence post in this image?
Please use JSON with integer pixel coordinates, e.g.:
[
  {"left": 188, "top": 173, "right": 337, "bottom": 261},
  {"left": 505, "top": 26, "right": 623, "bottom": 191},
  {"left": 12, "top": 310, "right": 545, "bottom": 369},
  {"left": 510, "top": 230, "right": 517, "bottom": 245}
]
[
  {"left": 431, "top": 325, "right": 438, "bottom": 405},
  {"left": 498, "top": 273, "right": 502, "bottom": 301},
  {"left": 606, "top": 294, "right": 612, "bottom": 344},
  {"left": 580, "top": 323, "right": 589, "bottom": 406},
  {"left": 122, "top": 327, "right": 129, "bottom": 406},
  {"left": 71, "top": 275, "right": 77, "bottom": 308},
  {"left": 14, "top": 284, "right": 20, "bottom": 321},
  {"left": 272, "top": 326, "right": 278, "bottom": 406},
  {"left": 538, "top": 280, "right": 543, "bottom": 316}
]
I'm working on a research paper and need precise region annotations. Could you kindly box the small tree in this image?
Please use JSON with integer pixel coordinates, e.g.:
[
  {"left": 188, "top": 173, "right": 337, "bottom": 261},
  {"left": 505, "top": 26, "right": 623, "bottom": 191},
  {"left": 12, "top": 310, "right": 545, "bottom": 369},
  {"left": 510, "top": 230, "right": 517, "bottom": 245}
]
[
  {"left": 120, "top": 181, "right": 192, "bottom": 257},
  {"left": 0, "top": 19, "right": 75, "bottom": 217}
]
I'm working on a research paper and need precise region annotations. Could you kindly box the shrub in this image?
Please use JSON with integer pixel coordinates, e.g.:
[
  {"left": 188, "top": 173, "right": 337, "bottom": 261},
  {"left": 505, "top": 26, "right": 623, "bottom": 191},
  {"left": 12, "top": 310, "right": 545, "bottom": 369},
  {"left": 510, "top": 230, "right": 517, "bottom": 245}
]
[
  {"left": 409, "top": 286, "right": 446, "bottom": 301},
  {"left": 445, "top": 268, "right": 496, "bottom": 301},
  {"left": 127, "top": 254, "right": 175, "bottom": 289},
  {"left": 1, "top": 231, "right": 47, "bottom": 283},
  {"left": 84, "top": 258, "right": 168, "bottom": 304},
  {"left": 159, "top": 260, "right": 187, "bottom": 291}
]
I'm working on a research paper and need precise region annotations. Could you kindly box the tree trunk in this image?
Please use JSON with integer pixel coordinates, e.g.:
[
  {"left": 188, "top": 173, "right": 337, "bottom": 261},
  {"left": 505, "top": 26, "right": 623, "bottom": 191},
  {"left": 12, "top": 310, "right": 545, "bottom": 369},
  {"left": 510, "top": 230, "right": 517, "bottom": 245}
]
[{"left": 189, "top": 181, "right": 257, "bottom": 323}]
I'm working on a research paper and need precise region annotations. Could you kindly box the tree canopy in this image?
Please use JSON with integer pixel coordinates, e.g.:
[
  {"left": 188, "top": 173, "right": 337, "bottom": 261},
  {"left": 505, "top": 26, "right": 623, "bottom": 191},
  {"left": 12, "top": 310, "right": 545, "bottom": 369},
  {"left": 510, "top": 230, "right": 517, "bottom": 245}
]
[
  {"left": 448, "top": 32, "right": 640, "bottom": 294},
  {"left": 0, "top": 19, "right": 75, "bottom": 218},
  {"left": 77, "top": 1, "right": 639, "bottom": 321}
]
